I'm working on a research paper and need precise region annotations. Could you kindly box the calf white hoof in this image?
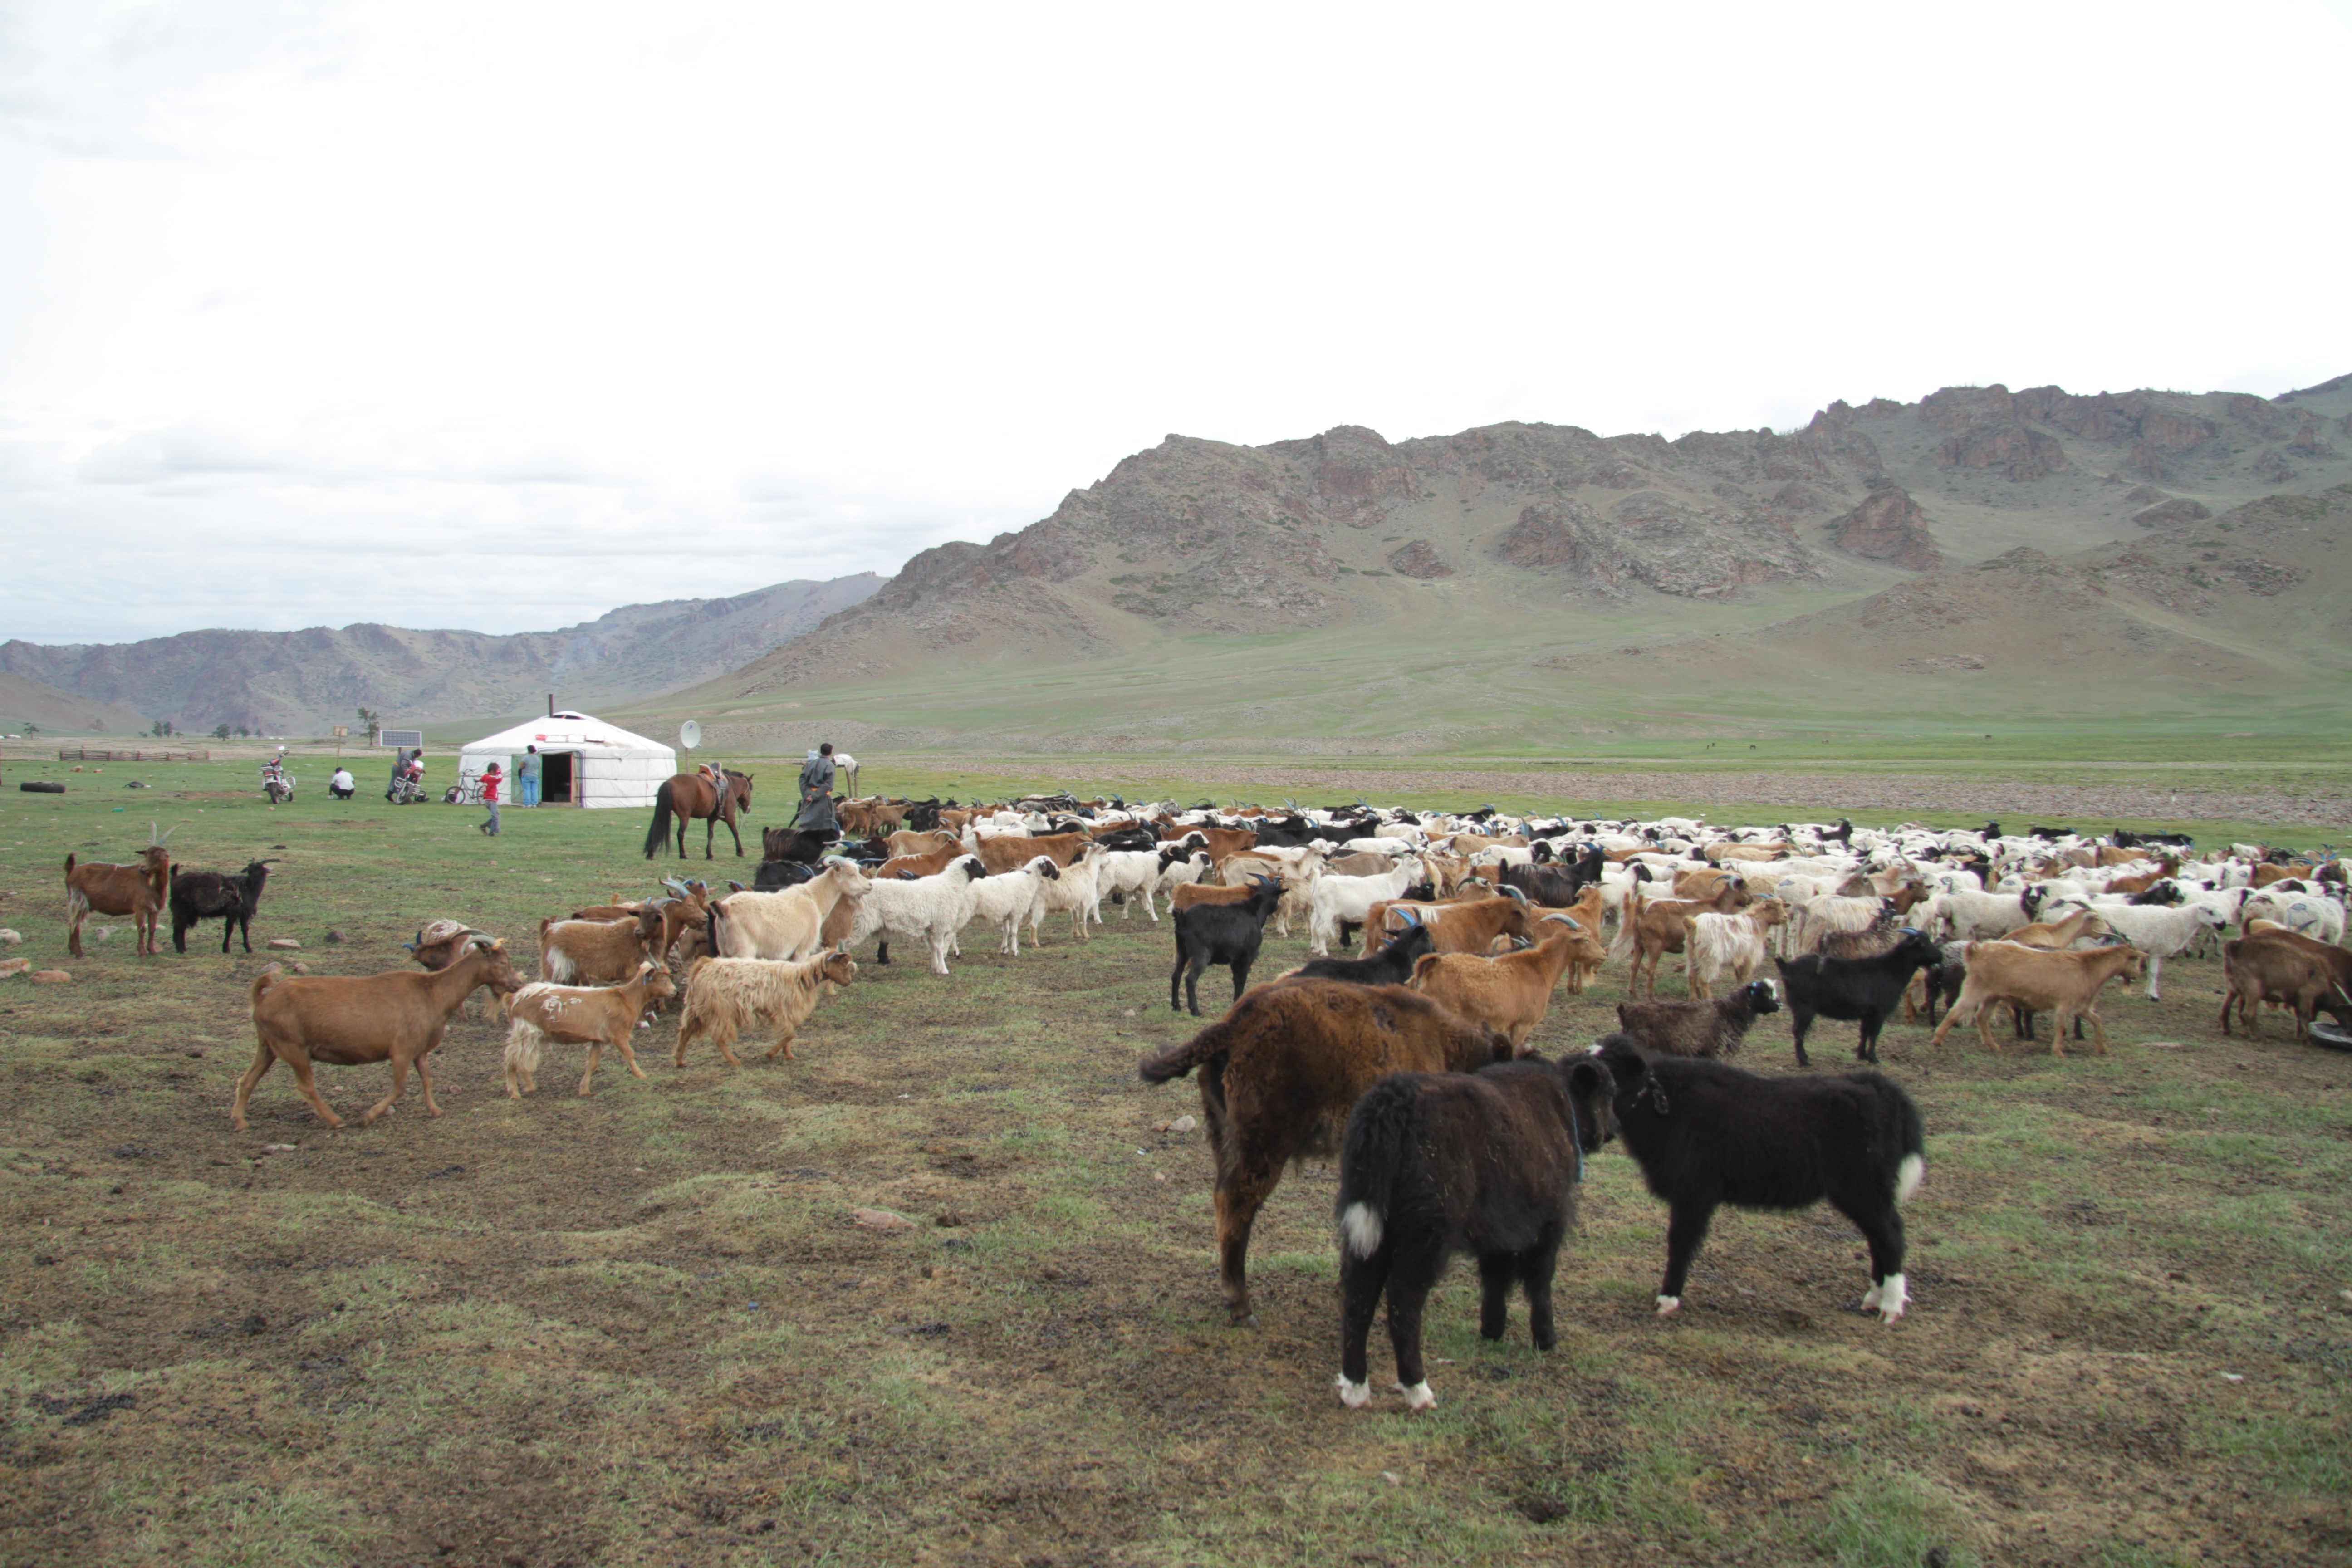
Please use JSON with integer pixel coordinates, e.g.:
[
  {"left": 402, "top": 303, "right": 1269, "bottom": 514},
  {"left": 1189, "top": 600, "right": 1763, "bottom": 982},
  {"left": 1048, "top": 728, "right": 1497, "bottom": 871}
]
[
  {"left": 1872, "top": 1273, "right": 1911, "bottom": 1323},
  {"left": 1655, "top": 1294, "right": 1681, "bottom": 1317},
  {"left": 1335, "top": 1375, "right": 1371, "bottom": 1409},
  {"left": 1395, "top": 1381, "right": 1436, "bottom": 1411}
]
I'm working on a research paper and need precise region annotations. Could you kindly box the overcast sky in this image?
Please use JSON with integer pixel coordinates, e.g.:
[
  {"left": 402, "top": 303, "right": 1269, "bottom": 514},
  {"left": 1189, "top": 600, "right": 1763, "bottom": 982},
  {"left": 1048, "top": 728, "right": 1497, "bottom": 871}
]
[{"left": 5, "top": 0, "right": 2347, "bottom": 645}]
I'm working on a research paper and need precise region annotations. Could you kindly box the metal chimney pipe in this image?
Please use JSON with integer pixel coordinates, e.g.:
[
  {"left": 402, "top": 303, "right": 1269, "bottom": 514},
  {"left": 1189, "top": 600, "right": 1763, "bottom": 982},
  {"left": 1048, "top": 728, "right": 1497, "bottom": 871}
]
[{"left": 547, "top": 692, "right": 555, "bottom": 717}]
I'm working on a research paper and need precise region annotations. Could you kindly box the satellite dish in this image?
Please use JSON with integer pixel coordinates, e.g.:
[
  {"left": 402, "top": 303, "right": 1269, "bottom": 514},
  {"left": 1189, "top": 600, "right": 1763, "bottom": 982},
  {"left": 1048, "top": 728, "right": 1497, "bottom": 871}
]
[{"left": 678, "top": 720, "right": 702, "bottom": 753}]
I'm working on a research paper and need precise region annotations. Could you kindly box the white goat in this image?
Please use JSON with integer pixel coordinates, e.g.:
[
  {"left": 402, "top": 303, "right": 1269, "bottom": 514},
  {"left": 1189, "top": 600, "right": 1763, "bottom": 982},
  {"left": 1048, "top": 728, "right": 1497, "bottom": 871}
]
[
  {"left": 1309, "top": 858, "right": 1424, "bottom": 957},
  {"left": 966, "top": 857, "right": 1060, "bottom": 956},
  {"left": 1027, "top": 843, "right": 1105, "bottom": 946},
  {"left": 835, "top": 856, "right": 984, "bottom": 975}
]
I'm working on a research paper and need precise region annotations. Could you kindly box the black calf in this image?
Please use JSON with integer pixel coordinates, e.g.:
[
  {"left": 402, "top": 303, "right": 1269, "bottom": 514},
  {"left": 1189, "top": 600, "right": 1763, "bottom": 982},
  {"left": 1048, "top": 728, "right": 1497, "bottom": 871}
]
[
  {"left": 1168, "top": 878, "right": 1284, "bottom": 1015},
  {"left": 1774, "top": 928, "right": 1941, "bottom": 1065},
  {"left": 168, "top": 859, "right": 276, "bottom": 954},
  {"left": 1333, "top": 1052, "right": 1616, "bottom": 1410},
  {"left": 1593, "top": 1034, "right": 1925, "bottom": 1323}
]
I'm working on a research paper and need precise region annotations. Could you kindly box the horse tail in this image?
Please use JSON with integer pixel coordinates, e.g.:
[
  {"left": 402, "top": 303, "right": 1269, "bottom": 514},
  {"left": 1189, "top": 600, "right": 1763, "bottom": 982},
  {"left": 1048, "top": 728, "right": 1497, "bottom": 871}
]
[{"left": 642, "top": 779, "right": 677, "bottom": 859}]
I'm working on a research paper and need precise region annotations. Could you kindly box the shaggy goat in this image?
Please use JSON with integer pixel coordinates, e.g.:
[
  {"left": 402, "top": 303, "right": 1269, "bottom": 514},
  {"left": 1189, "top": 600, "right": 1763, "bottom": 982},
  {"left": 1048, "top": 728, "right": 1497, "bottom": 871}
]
[
  {"left": 1612, "top": 980, "right": 1782, "bottom": 1058},
  {"left": 1333, "top": 1052, "right": 1617, "bottom": 1410},
  {"left": 1138, "top": 978, "right": 1512, "bottom": 1323}
]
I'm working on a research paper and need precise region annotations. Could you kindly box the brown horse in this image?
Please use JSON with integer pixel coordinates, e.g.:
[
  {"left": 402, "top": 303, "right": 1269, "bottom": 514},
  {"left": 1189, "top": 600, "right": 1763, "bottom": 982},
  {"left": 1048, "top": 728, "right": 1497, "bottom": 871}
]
[{"left": 643, "top": 769, "right": 755, "bottom": 859}]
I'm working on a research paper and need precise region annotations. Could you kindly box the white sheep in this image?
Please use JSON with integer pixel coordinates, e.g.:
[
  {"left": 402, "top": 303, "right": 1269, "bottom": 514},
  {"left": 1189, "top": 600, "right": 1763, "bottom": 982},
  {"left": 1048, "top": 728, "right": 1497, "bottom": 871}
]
[
  {"left": 2241, "top": 888, "right": 2346, "bottom": 947},
  {"left": 1027, "top": 843, "right": 1105, "bottom": 946},
  {"left": 966, "top": 856, "right": 1060, "bottom": 956},
  {"left": 834, "top": 856, "right": 984, "bottom": 975}
]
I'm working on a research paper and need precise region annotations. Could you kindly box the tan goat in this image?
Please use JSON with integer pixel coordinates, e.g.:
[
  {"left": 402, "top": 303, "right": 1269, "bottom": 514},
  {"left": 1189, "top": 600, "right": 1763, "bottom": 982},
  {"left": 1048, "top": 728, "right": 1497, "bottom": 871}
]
[
  {"left": 503, "top": 961, "right": 679, "bottom": 1097},
  {"left": 234, "top": 936, "right": 524, "bottom": 1129},
  {"left": 676, "top": 951, "right": 858, "bottom": 1066},
  {"left": 1929, "top": 942, "right": 2147, "bottom": 1057},
  {"left": 1409, "top": 914, "right": 1602, "bottom": 1048}
]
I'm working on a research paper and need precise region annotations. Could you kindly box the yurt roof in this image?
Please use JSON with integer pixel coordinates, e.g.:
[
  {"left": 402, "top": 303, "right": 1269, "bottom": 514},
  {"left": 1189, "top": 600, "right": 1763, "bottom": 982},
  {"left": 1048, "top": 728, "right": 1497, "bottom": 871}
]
[{"left": 459, "top": 711, "right": 674, "bottom": 755}]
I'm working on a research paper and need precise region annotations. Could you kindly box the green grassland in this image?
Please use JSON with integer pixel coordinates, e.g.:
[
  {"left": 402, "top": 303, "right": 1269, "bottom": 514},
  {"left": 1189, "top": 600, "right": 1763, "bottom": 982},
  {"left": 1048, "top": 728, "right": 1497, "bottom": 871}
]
[{"left": 0, "top": 760, "right": 2347, "bottom": 1564}]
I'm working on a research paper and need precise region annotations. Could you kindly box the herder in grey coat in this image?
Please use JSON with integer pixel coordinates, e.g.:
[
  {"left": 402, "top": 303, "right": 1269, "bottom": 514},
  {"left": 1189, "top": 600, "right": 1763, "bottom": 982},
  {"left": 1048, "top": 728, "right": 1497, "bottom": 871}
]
[{"left": 795, "top": 742, "right": 839, "bottom": 837}]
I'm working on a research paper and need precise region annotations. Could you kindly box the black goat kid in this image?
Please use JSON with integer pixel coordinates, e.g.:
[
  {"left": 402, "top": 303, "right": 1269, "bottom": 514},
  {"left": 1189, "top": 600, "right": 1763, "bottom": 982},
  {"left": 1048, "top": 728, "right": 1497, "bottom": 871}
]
[
  {"left": 1774, "top": 928, "right": 1941, "bottom": 1065},
  {"left": 1169, "top": 878, "right": 1284, "bottom": 1015},
  {"left": 169, "top": 859, "right": 276, "bottom": 954}
]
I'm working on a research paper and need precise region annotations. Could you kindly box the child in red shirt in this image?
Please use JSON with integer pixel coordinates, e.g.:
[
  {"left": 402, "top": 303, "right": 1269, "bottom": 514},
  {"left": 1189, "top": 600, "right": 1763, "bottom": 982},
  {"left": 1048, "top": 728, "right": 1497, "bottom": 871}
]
[{"left": 479, "top": 764, "right": 503, "bottom": 836}]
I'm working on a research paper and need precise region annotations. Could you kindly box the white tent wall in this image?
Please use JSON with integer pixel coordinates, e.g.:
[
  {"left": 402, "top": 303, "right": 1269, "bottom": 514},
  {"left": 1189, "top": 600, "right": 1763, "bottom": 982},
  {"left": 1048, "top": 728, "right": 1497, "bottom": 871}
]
[{"left": 455, "top": 711, "right": 677, "bottom": 810}]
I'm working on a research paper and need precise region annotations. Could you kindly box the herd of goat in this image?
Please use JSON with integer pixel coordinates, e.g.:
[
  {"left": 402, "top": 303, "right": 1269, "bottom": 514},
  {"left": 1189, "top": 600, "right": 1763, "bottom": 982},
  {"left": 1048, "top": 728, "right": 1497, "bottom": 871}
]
[{"left": 50, "top": 796, "right": 2352, "bottom": 1409}]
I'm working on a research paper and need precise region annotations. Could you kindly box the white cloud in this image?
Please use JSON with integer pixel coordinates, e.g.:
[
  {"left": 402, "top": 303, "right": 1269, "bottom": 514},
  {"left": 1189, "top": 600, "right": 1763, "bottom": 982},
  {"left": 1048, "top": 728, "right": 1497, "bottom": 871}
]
[{"left": 1, "top": 0, "right": 2347, "bottom": 644}]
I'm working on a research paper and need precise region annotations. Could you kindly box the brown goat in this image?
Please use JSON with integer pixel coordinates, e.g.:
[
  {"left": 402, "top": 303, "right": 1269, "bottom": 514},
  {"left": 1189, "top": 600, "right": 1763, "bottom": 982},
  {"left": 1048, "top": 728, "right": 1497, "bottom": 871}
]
[
  {"left": 2219, "top": 934, "right": 2341, "bottom": 1041},
  {"left": 1620, "top": 882, "right": 1756, "bottom": 1000},
  {"left": 1930, "top": 942, "right": 2146, "bottom": 1057},
  {"left": 539, "top": 908, "right": 662, "bottom": 986},
  {"left": 503, "top": 962, "right": 680, "bottom": 1097},
  {"left": 1362, "top": 888, "right": 1530, "bottom": 956},
  {"left": 968, "top": 831, "right": 1092, "bottom": 875},
  {"left": 1409, "top": 915, "right": 1600, "bottom": 1047},
  {"left": 1138, "top": 978, "right": 1512, "bottom": 1324},
  {"left": 234, "top": 937, "right": 524, "bottom": 1129},
  {"left": 65, "top": 843, "right": 171, "bottom": 957}
]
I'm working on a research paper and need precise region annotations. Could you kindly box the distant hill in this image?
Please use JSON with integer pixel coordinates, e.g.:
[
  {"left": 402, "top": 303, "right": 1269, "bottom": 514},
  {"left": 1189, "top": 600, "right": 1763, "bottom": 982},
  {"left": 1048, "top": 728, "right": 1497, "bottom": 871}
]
[
  {"left": 0, "top": 671, "right": 151, "bottom": 737},
  {"left": 0, "top": 575, "right": 882, "bottom": 736},
  {"left": 696, "top": 376, "right": 2352, "bottom": 705}
]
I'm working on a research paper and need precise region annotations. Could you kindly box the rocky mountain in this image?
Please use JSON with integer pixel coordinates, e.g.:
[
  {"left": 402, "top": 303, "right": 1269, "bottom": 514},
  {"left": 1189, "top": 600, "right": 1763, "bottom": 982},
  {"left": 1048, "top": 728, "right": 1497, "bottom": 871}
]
[
  {"left": 0, "top": 574, "right": 882, "bottom": 735},
  {"left": 700, "top": 374, "right": 2352, "bottom": 703},
  {"left": 0, "top": 671, "right": 151, "bottom": 737}
]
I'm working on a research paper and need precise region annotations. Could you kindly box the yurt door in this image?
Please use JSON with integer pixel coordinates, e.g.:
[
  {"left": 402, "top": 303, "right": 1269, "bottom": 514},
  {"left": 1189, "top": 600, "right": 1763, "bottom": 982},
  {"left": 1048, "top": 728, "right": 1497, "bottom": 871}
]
[{"left": 544, "top": 751, "right": 578, "bottom": 804}]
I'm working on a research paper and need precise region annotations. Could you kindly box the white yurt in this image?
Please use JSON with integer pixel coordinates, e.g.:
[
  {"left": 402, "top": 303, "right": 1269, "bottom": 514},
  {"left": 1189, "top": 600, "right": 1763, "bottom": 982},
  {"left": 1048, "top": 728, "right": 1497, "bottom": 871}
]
[{"left": 456, "top": 711, "right": 676, "bottom": 809}]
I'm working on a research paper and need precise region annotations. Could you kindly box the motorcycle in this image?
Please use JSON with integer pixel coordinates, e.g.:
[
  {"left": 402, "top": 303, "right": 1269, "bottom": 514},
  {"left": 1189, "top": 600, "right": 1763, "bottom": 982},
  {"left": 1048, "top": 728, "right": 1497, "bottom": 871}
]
[
  {"left": 261, "top": 760, "right": 297, "bottom": 804},
  {"left": 387, "top": 761, "right": 427, "bottom": 804}
]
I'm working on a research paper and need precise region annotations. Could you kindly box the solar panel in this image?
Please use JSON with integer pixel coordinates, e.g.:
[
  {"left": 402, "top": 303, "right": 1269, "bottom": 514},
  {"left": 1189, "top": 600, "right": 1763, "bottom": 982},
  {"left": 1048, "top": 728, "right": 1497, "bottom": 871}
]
[{"left": 379, "top": 730, "right": 424, "bottom": 749}]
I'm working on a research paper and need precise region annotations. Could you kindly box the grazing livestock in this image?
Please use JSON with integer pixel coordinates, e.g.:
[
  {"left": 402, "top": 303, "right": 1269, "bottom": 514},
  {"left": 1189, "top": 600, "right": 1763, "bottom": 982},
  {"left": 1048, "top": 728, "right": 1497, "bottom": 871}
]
[
  {"left": 1929, "top": 942, "right": 2147, "bottom": 1056},
  {"left": 1309, "top": 858, "right": 1425, "bottom": 957},
  {"left": 1095, "top": 847, "right": 1173, "bottom": 921},
  {"left": 761, "top": 826, "right": 833, "bottom": 864},
  {"left": 1774, "top": 929, "right": 1943, "bottom": 1065},
  {"left": 167, "top": 858, "right": 276, "bottom": 954},
  {"left": 1284, "top": 920, "right": 1436, "bottom": 986},
  {"left": 502, "top": 962, "right": 680, "bottom": 1097},
  {"left": 2240, "top": 888, "right": 2347, "bottom": 947},
  {"left": 1407, "top": 915, "right": 1602, "bottom": 1048},
  {"left": 1169, "top": 877, "right": 1284, "bottom": 1015},
  {"left": 65, "top": 839, "right": 172, "bottom": 958},
  {"left": 675, "top": 951, "right": 859, "bottom": 1066},
  {"left": 1592, "top": 1034, "right": 1926, "bottom": 1323},
  {"left": 539, "top": 907, "right": 663, "bottom": 987},
  {"left": 1615, "top": 882, "right": 1756, "bottom": 1001},
  {"left": 1366, "top": 892, "right": 1539, "bottom": 958},
  {"left": 966, "top": 831, "right": 1092, "bottom": 876},
  {"left": 2218, "top": 935, "right": 2341, "bottom": 1042},
  {"left": 838, "top": 856, "right": 983, "bottom": 973},
  {"left": 234, "top": 937, "right": 524, "bottom": 1130},
  {"left": 1681, "top": 900, "right": 1787, "bottom": 998},
  {"left": 708, "top": 861, "right": 868, "bottom": 962},
  {"left": 1333, "top": 1052, "right": 1617, "bottom": 1410},
  {"left": 2067, "top": 901, "right": 2227, "bottom": 1000},
  {"left": 1027, "top": 843, "right": 1106, "bottom": 946},
  {"left": 2224, "top": 927, "right": 2352, "bottom": 1031},
  {"left": 1613, "top": 980, "right": 1782, "bottom": 1058},
  {"left": 967, "top": 857, "right": 1060, "bottom": 956},
  {"left": 1137, "top": 978, "right": 1512, "bottom": 1323}
]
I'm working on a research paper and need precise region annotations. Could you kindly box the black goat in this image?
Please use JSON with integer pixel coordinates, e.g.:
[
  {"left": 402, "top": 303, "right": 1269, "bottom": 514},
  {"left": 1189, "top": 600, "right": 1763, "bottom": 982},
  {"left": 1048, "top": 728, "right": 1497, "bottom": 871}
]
[
  {"left": 761, "top": 827, "right": 832, "bottom": 864},
  {"left": 1332, "top": 1052, "right": 1616, "bottom": 1410},
  {"left": 1774, "top": 928, "right": 1941, "bottom": 1065},
  {"left": 1613, "top": 979, "right": 1782, "bottom": 1058},
  {"left": 169, "top": 859, "right": 276, "bottom": 954},
  {"left": 1593, "top": 1034, "right": 1926, "bottom": 1323},
  {"left": 751, "top": 859, "right": 818, "bottom": 892},
  {"left": 1492, "top": 860, "right": 1590, "bottom": 908},
  {"left": 1169, "top": 877, "right": 1284, "bottom": 1015},
  {"left": 1289, "top": 921, "right": 1434, "bottom": 985}
]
